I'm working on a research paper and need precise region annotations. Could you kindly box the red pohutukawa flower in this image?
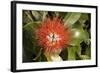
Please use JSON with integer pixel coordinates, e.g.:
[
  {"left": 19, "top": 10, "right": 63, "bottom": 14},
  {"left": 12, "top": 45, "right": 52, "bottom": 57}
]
[{"left": 36, "top": 17, "right": 72, "bottom": 54}]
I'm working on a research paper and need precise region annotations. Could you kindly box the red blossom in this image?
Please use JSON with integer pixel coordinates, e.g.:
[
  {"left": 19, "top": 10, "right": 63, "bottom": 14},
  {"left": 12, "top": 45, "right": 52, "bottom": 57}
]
[{"left": 36, "top": 17, "right": 72, "bottom": 54}]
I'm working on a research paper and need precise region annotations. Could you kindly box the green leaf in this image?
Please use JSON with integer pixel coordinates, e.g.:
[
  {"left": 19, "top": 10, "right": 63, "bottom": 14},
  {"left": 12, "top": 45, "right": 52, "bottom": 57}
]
[
  {"left": 79, "top": 13, "right": 89, "bottom": 24},
  {"left": 33, "top": 48, "right": 42, "bottom": 61},
  {"left": 31, "top": 11, "right": 41, "bottom": 21},
  {"left": 85, "top": 48, "right": 91, "bottom": 58},
  {"left": 23, "top": 10, "right": 32, "bottom": 25},
  {"left": 83, "top": 29, "right": 89, "bottom": 41},
  {"left": 59, "top": 12, "right": 68, "bottom": 19},
  {"left": 63, "top": 12, "right": 81, "bottom": 27},
  {"left": 24, "top": 11, "right": 34, "bottom": 22},
  {"left": 54, "top": 12, "right": 60, "bottom": 17},
  {"left": 23, "top": 22, "right": 40, "bottom": 30},
  {"left": 67, "top": 46, "right": 77, "bottom": 60},
  {"left": 80, "top": 55, "right": 90, "bottom": 60},
  {"left": 23, "top": 22, "right": 41, "bottom": 62},
  {"left": 39, "top": 53, "right": 47, "bottom": 61},
  {"left": 42, "top": 11, "right": 48, "bottom": 21}
]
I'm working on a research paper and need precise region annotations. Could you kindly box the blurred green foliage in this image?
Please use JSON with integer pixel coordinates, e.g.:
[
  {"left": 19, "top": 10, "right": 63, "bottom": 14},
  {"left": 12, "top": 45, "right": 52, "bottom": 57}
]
[{"left": 22, "top": 10, "right": 91, "bottom": 62}]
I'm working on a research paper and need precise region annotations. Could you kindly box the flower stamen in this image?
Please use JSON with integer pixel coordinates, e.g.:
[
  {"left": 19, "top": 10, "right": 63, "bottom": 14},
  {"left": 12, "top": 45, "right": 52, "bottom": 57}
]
[{"left": 47, "top": 33, "right": 61, "bottom": 46}]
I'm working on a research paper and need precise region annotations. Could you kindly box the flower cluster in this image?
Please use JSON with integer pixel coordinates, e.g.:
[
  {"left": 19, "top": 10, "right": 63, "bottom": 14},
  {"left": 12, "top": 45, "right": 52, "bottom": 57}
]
[{"left": 36, "top": 17, "right": 72, "bottom": 54}]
